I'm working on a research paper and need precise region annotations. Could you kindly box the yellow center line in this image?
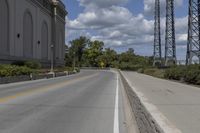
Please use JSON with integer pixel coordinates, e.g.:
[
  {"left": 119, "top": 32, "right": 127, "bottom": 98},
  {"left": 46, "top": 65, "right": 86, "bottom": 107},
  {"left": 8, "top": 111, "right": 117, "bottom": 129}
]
[{"left": 0, "top": 73, "right": 99, "bottom": 103}]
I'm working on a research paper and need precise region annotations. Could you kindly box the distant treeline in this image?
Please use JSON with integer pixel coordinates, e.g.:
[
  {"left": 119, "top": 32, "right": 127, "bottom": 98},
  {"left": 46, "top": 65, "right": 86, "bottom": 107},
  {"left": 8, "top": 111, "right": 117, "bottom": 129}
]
[{"left": 65, "top": 36, "right": 153, "bottom": 70}]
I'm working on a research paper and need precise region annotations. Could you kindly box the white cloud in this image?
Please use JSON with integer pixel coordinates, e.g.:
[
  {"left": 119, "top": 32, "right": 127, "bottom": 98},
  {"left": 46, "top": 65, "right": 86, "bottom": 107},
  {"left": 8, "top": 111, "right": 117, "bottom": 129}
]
[
  {"left": 175, "top": 0, "right": 184, "bottom": 7},
  {"left": 68, "top": 6, "right": 132, "bottom": 29},
  {"left": 66, "top": 0, "right": 187, "bottom": 58},
  {"left": 78, "top": 0, "right": 128, "bottom": 8},
  {"left": 176, "top": 34, "right": 187, "bottom": 44},
  {"left": 144, "top": 0, "right": 183, "bottom": 16},
  {"left": 175, "top": 16, "right": 188, "bottom": 34}
]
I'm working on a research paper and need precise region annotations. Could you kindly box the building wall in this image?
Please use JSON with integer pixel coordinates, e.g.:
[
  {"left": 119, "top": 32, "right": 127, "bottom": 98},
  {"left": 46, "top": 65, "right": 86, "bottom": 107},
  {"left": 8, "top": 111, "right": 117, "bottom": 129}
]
[
  {"left": 55, "top": 16, "right": 65, "bottom": 65},
  {"left": 0, "top": 0, "right": 66, "bottom": 66}
]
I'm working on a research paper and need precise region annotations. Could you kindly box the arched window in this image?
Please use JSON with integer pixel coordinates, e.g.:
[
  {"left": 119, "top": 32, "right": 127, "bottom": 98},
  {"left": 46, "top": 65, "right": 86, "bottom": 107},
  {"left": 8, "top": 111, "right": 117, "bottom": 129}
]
[
  {"left": 0, "top": 0, "right": 9, "bottom": 55},
  {"left": 23, "top": 11, "right": 33, "bottom": 58},
  {"left": 41, "top": 22, "right": 48, "bottom": 59}
]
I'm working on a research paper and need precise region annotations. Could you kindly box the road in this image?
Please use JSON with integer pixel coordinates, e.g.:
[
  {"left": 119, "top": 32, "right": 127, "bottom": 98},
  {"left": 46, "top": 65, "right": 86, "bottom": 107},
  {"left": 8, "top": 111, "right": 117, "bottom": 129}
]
[
  {"left": 122, "top": 71, "right": 200, "bottom": 133},
  {"left": 0, "top": 70, "right": 128, "bottom": 133}
]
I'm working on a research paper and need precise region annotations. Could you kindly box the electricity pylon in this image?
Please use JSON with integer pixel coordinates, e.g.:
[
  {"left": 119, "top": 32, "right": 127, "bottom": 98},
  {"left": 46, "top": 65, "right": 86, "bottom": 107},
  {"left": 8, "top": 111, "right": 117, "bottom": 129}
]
[
  {"left": 186, "top": 0, "right": 200, "bottom": 65},
  {"left": 153, "top": 0, "right": 162, "bottom": 66},
  {"left": 165, "top": 0, "right": 176, "bottom": 66}
]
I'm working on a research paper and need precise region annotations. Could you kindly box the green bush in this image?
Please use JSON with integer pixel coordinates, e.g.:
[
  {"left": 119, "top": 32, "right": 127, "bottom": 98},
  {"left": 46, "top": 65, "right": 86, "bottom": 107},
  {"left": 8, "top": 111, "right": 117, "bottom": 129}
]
[
  {"left": 0, "top": 65, "right": 33, "bottom": 77},
  {"left": 153, "top": 69, "right": 165, "bottom": 78},
  {"left": 183, "top": 65, "right": 200, "bottom": 84},
  {"left": 196, "top": 74, "right": 200, "bottom": 85},
  {"left": 143, "top": 68, "right": 165, "bottom": 78},
  {"left": 135, "top": 64, "right": 200, "bottom": 85},
  {"left": 63, "top": 67, "right": 74, "bottom": 72},
  {"left": 11, "top": 61, "right": 25, "bottom": 66},
  {"left": 118, "top": 62, "right": 143, "bottom": 71},
  {"left": 75, "top": 67, "right": 80, "bottom": 72},
  {"left": 137, "top": 68, "right": 144, "bottom": 73},
  {"left": 24, "top": 61, "right": 41, "bottom": 69},
  {"left": 164, "top": 66, "right": 185, "bottom": 80},
  {"left": 143, "top": 68, "right": 157, "bottom": 75},
  {"left": 12, "top": 60, "right": 41, "bottom": 69},
  {"left": 163, "top": 65, "right": 200, "bottom": 85}
]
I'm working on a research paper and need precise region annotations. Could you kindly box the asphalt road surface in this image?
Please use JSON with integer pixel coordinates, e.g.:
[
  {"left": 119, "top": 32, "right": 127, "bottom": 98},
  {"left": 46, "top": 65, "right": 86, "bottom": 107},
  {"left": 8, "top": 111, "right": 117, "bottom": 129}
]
[
  {"left": 0, "top": 70, "right": 128, "bottom": 133},
  {"left": 122, "top": 71, "right": 200, "bottom": 133}
]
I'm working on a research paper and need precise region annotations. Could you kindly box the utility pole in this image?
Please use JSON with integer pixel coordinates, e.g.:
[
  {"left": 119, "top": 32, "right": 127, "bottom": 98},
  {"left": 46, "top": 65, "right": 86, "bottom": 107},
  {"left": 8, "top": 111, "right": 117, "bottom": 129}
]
[
  {"left": 186, "top": 0, "right": 200, "bottom": 65},
  {"left": 153, "top": 0, "right": 162, "bottom": 66},
  {"left": 165, "top": 0, "right": 176, "bottom": 66}
]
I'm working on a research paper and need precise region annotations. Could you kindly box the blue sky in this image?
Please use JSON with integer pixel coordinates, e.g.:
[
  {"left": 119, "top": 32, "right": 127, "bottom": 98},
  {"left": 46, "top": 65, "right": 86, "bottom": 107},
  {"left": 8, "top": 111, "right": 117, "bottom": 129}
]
[{"left": 63, "top": 0, "right": 188, "bottom": 60}]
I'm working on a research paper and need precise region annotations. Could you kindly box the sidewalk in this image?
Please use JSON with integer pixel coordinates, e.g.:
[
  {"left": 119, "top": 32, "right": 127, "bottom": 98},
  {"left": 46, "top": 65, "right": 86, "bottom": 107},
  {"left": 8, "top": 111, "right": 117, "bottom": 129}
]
[{"left": 122, "top": 71, "right": 200, "bottom": 133}]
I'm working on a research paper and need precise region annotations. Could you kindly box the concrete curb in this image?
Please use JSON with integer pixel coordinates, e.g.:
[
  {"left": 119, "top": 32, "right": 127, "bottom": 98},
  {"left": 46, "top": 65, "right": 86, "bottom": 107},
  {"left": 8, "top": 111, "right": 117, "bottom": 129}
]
[
  {"left": 118, "top": 73, "right": 140, "bottom": 133},
  {"left": 119, "top": 71, "right": 182, "bottom": 133}
]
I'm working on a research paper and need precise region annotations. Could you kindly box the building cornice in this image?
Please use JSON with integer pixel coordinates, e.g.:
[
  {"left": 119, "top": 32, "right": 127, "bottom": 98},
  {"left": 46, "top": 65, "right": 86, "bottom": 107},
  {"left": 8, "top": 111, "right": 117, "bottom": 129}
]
[
  {"left": 30, "top": 0, "right": 67, "bottom": 19},
  {"left": 53, "top": 0, "right": 68, "bottom": 18}
]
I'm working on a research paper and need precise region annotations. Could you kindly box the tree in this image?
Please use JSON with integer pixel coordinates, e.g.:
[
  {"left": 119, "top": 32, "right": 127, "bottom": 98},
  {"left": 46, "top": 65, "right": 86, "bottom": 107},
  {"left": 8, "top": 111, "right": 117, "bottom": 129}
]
[
  {"left": 83, "top": 40, "right": 104, "bottom": 67},
  {"left": 97, "top": 48, "right": 117, "bottom": 67},
  {"left": 127, "top": 48, "right": 135, "bottom": 55},
  {"left": 65, "top": 45, "right": 73, "bottom": 67},
  {"left": 68, "top": 36, "right": 90, "bottom": 67},
  {"left": 65, "top": 37, "right": 150, "bottom": 70}
]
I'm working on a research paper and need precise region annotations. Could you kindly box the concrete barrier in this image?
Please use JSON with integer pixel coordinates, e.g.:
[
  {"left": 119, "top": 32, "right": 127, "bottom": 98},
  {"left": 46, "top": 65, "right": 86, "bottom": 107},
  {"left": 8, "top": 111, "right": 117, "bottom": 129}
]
[
  {"left": 119, "top": 74, "right": 140, "bottom": 133},
  {"left": 81, "top": 67, "right": 111, "bottom": 70},
  {"left": 32, "top": 74, "right": 48, "bottom": 80},
  {"left": 119, "top": 71, "right": 182, "bottom": 133},
  {"left": 0, "top": 71, "right": 79, "bottom": 85},
  {"left": 0, "top": 75, "right": 30, "bottom": 84},
  {"left": 55, "top": 72, "right": 67, "bottom": 77}
]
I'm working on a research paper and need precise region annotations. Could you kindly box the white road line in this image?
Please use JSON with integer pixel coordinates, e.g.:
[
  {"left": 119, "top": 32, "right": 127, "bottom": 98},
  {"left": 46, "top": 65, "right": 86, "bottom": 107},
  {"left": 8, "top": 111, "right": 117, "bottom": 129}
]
[{"left": 114, "top": 73, "right": 119, "bottom": 133}]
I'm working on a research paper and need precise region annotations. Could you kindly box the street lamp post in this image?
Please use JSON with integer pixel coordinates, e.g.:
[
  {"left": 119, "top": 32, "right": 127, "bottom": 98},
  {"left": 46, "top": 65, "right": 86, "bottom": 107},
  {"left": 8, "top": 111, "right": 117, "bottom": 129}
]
[
  {"left": 73, "top": 51, "right": 76, "bottom": 72},
  {"left": 50, "top": 44, "right": 54, "bottom": 73},
  {"left": 50, "top": 0, "right": 58, "bottom": 77}
]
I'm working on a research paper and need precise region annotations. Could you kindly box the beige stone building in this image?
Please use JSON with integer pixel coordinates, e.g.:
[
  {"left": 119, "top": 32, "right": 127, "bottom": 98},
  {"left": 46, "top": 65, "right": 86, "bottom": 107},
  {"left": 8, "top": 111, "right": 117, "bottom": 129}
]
[{"left": 0, "top": 0, "right": 67, "bottom": 66}]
